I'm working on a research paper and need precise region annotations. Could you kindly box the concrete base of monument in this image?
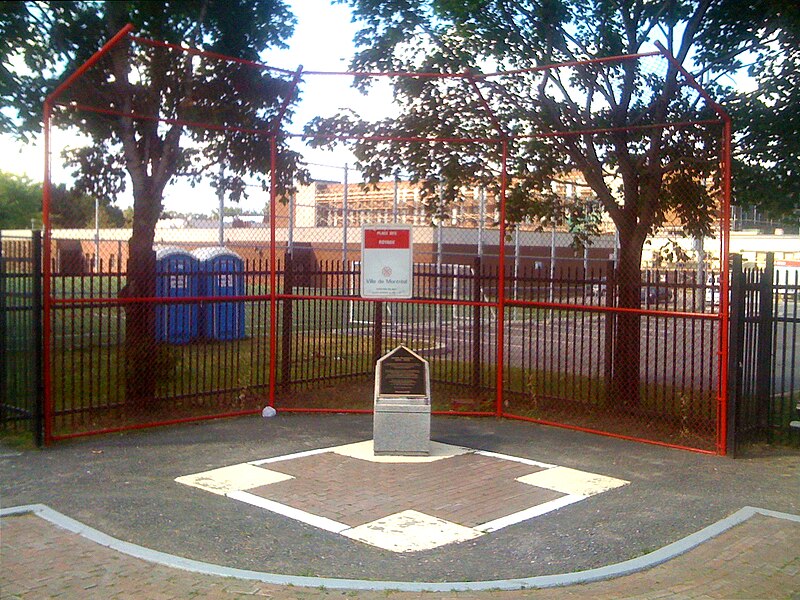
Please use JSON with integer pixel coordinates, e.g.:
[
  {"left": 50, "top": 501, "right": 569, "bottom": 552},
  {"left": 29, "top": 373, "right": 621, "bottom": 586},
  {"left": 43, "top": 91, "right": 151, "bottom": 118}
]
[{"left": 373, "top": 402, "right": 431, "bottom": 456}]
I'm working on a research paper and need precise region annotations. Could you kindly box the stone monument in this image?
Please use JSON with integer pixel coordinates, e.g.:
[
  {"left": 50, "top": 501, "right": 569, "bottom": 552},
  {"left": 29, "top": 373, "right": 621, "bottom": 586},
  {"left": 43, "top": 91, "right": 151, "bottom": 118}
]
[{"left": 373, "top": 345, "right": 431, "bottom": 455}]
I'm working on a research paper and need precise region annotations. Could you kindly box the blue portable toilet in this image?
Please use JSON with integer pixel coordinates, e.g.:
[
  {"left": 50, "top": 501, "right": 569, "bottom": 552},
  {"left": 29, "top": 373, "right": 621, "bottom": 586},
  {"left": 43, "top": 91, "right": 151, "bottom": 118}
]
[
  {"left": 155, "top": 247, "right": 199, "bottom": 344},
  {"left": 193, "top": 247, "right": 246, "bottom": 340}
]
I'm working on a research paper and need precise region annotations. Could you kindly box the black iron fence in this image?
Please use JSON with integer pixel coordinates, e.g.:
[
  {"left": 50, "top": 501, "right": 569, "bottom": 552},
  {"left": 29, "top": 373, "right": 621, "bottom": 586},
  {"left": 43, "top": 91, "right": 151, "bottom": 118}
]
[
  {"left": 2, "top": 234, "right": 798, "bottom": 451},
  {"left": 727, "top": 254, "right": 800, "bottom": 454},
  {"left": 0, "top": 232, "right": 42, "bottom": 444},
  {"left": 48, "top": 254, "right": 273, "bottom": 434}
]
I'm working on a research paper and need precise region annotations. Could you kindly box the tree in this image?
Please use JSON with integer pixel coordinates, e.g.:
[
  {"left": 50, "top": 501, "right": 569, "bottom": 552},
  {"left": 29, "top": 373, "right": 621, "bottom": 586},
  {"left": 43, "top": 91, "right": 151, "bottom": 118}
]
[
  {"left": 0, "top": 3, "right": 32, "bottom": 138},
  {"left": 307, "top": 0, "right": 792, "bottom": 407},
  {"left": 697, "top": 0, "right": 800, "bottom": 222},
  {"left": 49, "top": 184, "right": 126, "bottom": 229},
  {"left": 0, "top": 170, "right": 40, "bottom": 228},
  {"left": 0, "top": 170, "right": 123, "bottom": 229},
  {"left": 2, "top": 1, "right": 302, "bottom": 407}
]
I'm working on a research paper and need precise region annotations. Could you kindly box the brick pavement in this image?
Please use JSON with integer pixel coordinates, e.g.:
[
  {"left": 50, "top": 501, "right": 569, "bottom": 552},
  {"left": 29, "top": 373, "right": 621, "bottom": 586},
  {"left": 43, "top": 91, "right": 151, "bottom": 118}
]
[
  {"left": 1, "top": 512, "right": 798, "bottom": 599},
  {"left": 176, "top": 441, "right": 629, "bottom": 553},
  {"left": 249, "top": 452, "right": 561, "bottom": 527}
]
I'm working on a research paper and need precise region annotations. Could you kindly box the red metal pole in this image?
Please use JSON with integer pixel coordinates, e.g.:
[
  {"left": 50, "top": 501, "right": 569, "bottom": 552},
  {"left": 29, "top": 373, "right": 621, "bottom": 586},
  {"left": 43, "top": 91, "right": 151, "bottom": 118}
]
[
  {"left": 265, "top": 67, "right": 303, "bottom": 408},
  {"left": 46, "top": 24, "right": 134, "bottom": 105},
  {"left": 41, "top": 23, "right": 134, "bottom": 444},
  {"left": 515, "top": 119, "right": 721, "bottom": 141},
  {"left": 481, "top": 51, "right": 662, "bottom": 78},
  {"left": 464, "top": 70, "right": 505, "bottom": 136},
  {"left": 653, "top": 41, "right": 729, "bottom": 122},
  {"left": 42, "top": 102, "right": 53, "bottom": 445},
  {"left": 653, "top": 40, "right": 733, "bottom": 455},
  {"left": 56, "top": 101, "right": 715, "bottom": 146},
  {"left": 270, "top": 66, "right": 304, "bottom": 134},
  {"left": 291, "top": 123, "right": 715, "bottom": 144},
  {"left": 293, "top": 133, "right": 499, "bottom": 144},
  {"left": 268, "top": 135, "right": 278, "bottom": 408},
  {"left": 505, "top": 413, "right": 717, "bottom": 455},
  {"left": 300, "top": 51, "right": 661, "bottom": 79},
  {"left": 468, "top": 64, "right": 510, "bottom": 418},
  {"left": 496, "top": 140, "right": 508, "bottom": 416},
  {"left": 53, "top": 102, "right": 274, "bottom": 137},
  {"left": 128, "top": 34, "right": 297, "bottom": 75}
]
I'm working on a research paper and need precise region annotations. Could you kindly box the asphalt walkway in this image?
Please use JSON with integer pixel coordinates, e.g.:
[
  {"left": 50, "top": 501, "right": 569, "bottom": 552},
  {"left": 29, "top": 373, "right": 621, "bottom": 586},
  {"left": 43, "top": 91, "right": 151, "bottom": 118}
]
[{"left": 2, "top": 413, "right": 799, "bottom": 598}]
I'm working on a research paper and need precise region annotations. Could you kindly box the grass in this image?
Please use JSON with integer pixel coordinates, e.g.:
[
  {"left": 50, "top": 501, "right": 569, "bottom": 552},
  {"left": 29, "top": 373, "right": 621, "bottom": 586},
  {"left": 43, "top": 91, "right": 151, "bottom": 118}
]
[
  {"left": 47, "top": 323, "right": 719, "bottom": 447},
  {"left": 51, "top": 336, "right": 273, "bottom": 413},
  {"left": 47, "top": 296, "right": 390, "bottom": 347},
  {"left": 51, "top": 330, "right": 382, "bottom": 414},
  {"left": 501, "top": 362, "right": 717, "bottom": 449},
  {"left": 769, "top": 391, "right": 800, "bottom": 446},
  {"left": 0, "top": 429, "right": 38, "bottom": 451},
  {"left": 516, "top": 365, "right": 715, "bottom": 421},
  {"left": 5, "top": 282, "right": 726, "bottom": 447}
]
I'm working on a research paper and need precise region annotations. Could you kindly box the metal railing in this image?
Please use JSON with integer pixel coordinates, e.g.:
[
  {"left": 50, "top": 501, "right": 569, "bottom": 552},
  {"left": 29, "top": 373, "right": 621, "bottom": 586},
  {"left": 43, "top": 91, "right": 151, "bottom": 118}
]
[
  {"left": 0, "top": 232, "right": 42, "bottom": 445},
  {"left": 3, "top": 236, "right": 797, "bottom": 452},
  {"left": 728, "top": 253, "right": 800, "bottom": 453}
]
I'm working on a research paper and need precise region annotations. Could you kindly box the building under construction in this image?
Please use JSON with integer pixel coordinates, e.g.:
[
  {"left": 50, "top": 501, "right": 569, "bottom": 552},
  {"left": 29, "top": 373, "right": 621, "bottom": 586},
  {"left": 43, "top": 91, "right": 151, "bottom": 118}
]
[{"left": 295, "top": 175, "right": 606, "bottom": 232}]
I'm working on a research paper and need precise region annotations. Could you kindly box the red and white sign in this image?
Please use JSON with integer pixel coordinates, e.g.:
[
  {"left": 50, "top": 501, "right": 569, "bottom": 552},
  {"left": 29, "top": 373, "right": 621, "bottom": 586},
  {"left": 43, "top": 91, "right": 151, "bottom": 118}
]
[{"left": 361, "top": 224, "right": 413, "bottom": 298}]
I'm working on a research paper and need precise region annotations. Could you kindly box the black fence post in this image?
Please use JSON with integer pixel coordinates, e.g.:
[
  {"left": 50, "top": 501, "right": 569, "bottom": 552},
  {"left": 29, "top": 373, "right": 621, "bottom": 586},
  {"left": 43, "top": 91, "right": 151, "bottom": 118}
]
[
  {"left": 280, "top": 252, "right": 293, "bottom": 387},
  {"left": 604, "top": 260, "right": 616, "bottom": 398},
  {"left": 0, "top": 232, "right": 6, "bottom": 428},
  {"left": 756, "top": 252, "right": 775, "bottom": 433},
  {"left": 472, "top": 256, "right": 482, "bottom": 389},
  {"left": 373, "top": 301, "right": 383, "bottom": 365},
  {"left": 32, "top": 230, "right": 43, "bottom": 447},
  {"left": 727, "top": 254, "right": 745, "bottom": 456}
]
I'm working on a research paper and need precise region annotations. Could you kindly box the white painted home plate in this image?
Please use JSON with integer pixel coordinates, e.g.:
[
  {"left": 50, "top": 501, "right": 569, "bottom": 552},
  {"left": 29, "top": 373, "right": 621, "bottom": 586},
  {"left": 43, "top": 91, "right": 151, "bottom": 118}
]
[
  {"left": 175, "top": 441, "right": 630, "bottom": 553},
  {"left": 341, "top": 510, "right": 482, "bottom": 552},
  {"left": 331, "top": 439, "right": 471, "bottom": 463}
]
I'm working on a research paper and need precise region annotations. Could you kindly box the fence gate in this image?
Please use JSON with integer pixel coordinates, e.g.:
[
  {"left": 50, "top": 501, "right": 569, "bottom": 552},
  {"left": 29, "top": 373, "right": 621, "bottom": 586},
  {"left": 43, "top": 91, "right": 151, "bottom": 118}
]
[
  {"left": 728, "top": 252, "right": 800, "bottom": 454},
  {"left": 0, "top": 232, "right": 42, "bottom": 445}
]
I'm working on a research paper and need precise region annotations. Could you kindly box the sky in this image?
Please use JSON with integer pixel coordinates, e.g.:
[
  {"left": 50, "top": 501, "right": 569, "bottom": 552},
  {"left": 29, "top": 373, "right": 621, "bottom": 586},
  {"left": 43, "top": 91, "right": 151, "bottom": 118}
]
[
  {"left": 1, "top": 2, "right": 753, "bottom": 218},
  {"left": 0, "top": 0, "right": 392, "bottom": 216}
]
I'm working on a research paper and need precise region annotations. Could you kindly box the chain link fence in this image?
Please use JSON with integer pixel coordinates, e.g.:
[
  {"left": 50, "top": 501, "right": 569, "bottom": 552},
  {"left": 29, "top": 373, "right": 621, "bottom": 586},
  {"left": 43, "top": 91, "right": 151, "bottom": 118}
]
[{"left": 32, "top": 29, "right": 745, "bottom": 452}]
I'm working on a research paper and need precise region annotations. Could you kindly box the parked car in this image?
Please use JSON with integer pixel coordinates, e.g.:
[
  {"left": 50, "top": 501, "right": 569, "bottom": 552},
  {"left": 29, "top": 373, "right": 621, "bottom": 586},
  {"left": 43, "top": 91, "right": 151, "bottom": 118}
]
[
  {"left": 705, "top": 275, "right": 720, "bottom": 306},
  {"left": 641, "top": 284, "right": 673, "bottom": 303},
  {"left": 589, "top": 277, "right": 607, "bottom": 297},
  {"left": 589, "top": 278, "right": 673, "bottom": 303}
]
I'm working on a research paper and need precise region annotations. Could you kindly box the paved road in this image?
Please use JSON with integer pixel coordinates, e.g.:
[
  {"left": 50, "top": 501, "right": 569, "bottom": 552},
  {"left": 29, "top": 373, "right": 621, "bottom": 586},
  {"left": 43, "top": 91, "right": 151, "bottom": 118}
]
[{"left": 397, "top": 313, "right": 721, "bottom": 390}]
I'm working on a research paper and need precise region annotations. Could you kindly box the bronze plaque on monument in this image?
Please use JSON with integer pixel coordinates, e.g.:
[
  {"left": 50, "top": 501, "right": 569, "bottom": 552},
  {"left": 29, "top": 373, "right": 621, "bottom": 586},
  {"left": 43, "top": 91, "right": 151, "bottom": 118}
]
[{"left": 377, "top": 346, "right": 428, "bottom": 397}]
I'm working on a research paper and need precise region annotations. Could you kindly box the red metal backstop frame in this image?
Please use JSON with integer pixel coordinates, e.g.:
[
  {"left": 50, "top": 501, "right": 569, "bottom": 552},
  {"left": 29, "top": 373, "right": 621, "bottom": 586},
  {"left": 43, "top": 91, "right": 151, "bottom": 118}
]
[{"left": 42, "top": 26, "right": 731, "bottom": 454}]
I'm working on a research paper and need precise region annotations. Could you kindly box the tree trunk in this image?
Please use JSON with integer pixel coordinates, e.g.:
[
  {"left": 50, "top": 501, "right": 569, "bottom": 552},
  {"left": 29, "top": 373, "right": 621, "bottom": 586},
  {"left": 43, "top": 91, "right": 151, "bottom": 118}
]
[
  {"left": 611, "top": 231, "right": 646, "bottom": 408},
  {"left": 122, "top": 187, "right": 161, "bottom": 410},
  {"left": 104, "top": 13, "right": 184, "bottom": 412}
]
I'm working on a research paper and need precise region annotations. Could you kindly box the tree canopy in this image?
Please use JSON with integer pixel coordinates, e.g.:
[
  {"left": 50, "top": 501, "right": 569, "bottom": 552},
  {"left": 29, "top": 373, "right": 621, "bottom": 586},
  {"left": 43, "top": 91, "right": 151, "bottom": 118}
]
[
  {"left": 309, "top": 0, "right": 798, "bottom": 227},
  {"left": 2, "top": 1, "right": 301, "bottom": 234},
  {"left": 312, "top": 2, "right": 714, "bottom": 240},
  {"left": 702, "top": 0, "right": 800, "bottom": 221},
  {"left": 1, "top": 0, "right": 301, "bottom": 405},
  {"left": 0, "top": 170, "right": 40, "bottom": 228},
  {"left": 305, "top": 0, "right": 798, "bottom": 405},
  {"left": 0, "top": 170, "right": 124, "bottom": 229},
  {"left": 49, "top": 183, "right": 126, "bottom": 228}
]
